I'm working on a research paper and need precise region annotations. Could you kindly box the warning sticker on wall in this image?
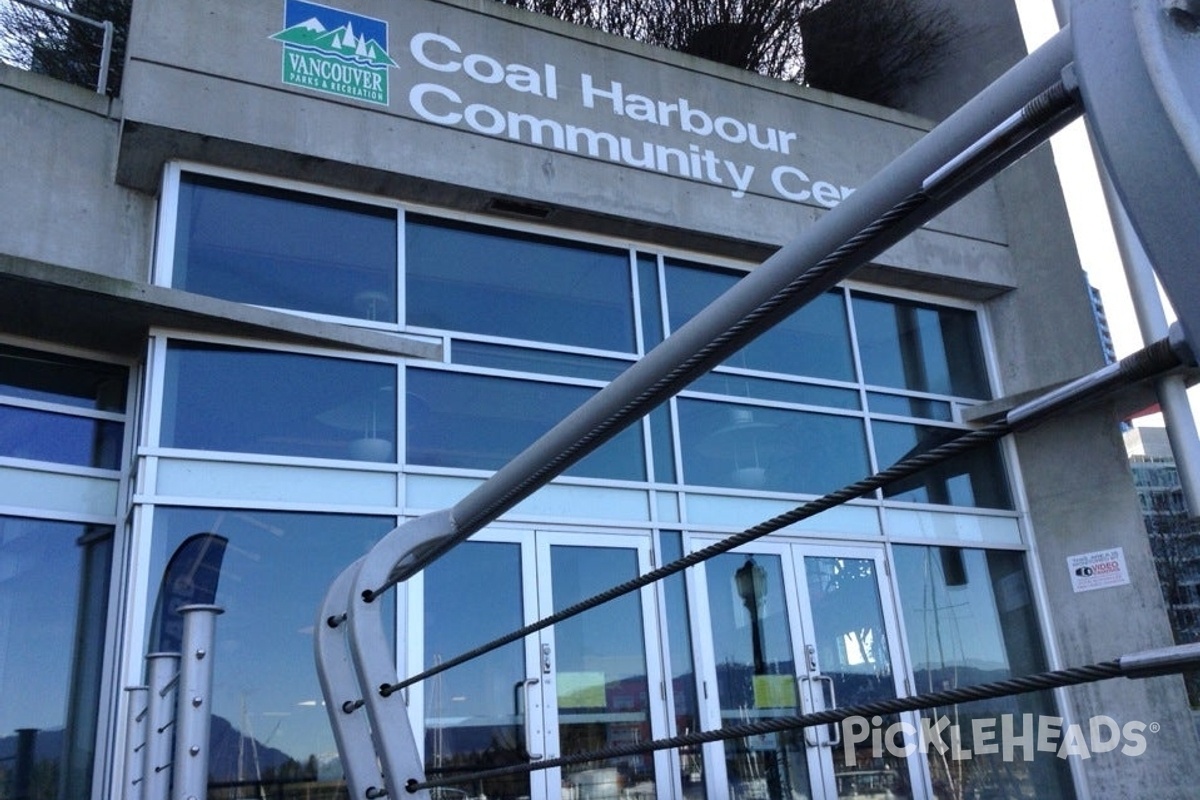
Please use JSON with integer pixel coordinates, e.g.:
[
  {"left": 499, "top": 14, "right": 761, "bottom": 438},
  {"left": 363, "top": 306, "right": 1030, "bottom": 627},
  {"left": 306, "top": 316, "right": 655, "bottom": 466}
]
[{"left": 1067, "top": 547, "right": 1131, "bottom": 592}]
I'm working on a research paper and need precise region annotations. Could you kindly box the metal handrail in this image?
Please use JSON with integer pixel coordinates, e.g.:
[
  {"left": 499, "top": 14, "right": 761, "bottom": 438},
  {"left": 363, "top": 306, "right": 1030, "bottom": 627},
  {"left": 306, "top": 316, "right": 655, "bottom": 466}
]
[{"left": 3, "top": 0, "right": 115, "bottom": 94}]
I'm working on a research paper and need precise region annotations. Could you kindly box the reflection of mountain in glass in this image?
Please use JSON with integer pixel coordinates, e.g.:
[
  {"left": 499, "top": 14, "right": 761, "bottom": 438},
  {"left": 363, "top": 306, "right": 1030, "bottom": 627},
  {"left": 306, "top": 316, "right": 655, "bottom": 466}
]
[
  {"left": 0, "top": 716, "right": 344, "bottom": 800},
  {"left": 271, "top": 17, "right": 398, "bottom": 68}
]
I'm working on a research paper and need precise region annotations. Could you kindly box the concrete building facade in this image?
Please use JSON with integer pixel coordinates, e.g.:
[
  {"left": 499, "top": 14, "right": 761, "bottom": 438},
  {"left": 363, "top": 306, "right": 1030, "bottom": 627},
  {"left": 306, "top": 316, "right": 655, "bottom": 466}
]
[{"left": 1, "top": 1, "right": 1197, "bottom": 798}]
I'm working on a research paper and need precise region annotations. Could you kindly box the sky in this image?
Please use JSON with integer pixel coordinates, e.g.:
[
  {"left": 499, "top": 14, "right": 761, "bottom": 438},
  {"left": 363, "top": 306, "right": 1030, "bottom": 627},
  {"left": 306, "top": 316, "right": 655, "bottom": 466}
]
[{"left": 1013, "top": 0, "right": 1200, "bottom": 436}]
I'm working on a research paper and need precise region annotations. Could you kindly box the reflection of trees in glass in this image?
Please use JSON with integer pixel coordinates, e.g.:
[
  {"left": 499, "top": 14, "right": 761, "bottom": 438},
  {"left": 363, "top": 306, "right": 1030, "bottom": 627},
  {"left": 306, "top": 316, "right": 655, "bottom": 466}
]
[
  {"left": 1144, "top": 512, "right": 1200, "bottom": 706},
  {"left": 0, "top": 0, "right": 131, "bottom": 94}
]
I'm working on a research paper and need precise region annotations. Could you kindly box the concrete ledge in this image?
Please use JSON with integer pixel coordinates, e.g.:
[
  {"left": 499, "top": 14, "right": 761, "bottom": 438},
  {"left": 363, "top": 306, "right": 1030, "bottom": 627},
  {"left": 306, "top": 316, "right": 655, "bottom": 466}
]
[
  {"left": 0, "top": 61, "right": 120, "bottom": 118},
  {"left": 0, "top": 253, "right": 442, "bottom": 361}
]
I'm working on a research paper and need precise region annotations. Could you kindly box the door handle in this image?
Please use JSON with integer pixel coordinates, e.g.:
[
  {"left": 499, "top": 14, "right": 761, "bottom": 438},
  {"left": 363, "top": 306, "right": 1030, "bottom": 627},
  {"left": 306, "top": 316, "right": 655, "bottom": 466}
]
[
  {"left": 814, "top": 675, "right": 840, "bottom": 747},
  {"left": 796, "top": 675, "right": 820, "bottom": 747},
  {"left": 520, "top": 678, "right": 543, "bottom": 760},
  {"left": 797, "top": 674, "right": 840, "bottom": 747}
]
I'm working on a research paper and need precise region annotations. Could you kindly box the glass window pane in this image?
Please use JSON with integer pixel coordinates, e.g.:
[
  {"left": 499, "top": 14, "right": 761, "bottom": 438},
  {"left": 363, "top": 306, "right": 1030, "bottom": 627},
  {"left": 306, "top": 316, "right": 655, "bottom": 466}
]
[
  {"left": 0, "top": 405, "right": 122, "bottom": 468},
  {"left": 173, "top": 173, "right": 398, "bottom": 322},
  {"left": 637, "top": 253, "right": 664, "bottom": 351},
  {"left": 706, "top": 553, "right": 810, "bottom": 800},
  {"left": 873, "top": 421, "right": 1013, "bottom": 509},
  {"left": 550, "top": 545, "right": 656, "bottom": 795},
  {"left": 423, "top": 541, "right": 529, "bottom": 800},
  {"left": 802, "top": 556, "right": 911, "bottom": 796},
  {"left": 162, "top": 342, "right": 397, "bottom": 462},
  {"left": 893, "top": 546, "right": 1075, "bottom": 799},
  {"left": 406, "top": 216, "right": 636, "bottom": 352},
  {"left": 149, "top": 508, "right": 395, "bottom": 798},
  {"left": 406, "top": 369, "right": 646, "bottom": 481},
  {"left": 650, "top": 404, "right": 676, "bottom": 483},
  {"left": 0, "top": 516, "right": 113, "bottom": 800},
  {"left": 0, "top": 343, "right": 127, "bottom": 411},
  {"left": 852, "top": 293, "right": 990, "bottom": 399},
  {"left": 664, "top": 260, "right": 854, "bottom": 381},
  {"left": 677, "top": 398, "right": 868, "bottom": 494}
]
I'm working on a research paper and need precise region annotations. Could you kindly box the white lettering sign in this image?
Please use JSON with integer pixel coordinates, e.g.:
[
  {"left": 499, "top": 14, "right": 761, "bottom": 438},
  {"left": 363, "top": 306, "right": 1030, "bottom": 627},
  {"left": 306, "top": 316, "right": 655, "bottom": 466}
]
[{"left": 404, "top": 31, "right": 856, "bottom": 205}]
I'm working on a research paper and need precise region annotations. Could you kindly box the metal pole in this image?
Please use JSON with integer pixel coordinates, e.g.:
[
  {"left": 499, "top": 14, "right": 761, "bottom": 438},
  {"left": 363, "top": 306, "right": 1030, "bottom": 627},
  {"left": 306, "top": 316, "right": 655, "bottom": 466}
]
[
  {"left": 97, "top": 20, "right": 113, "bottom": 95},
  {"left": 143, "top": 653, "right": 181, "bottom": 800},
  {"left": 1053, "top": 0, "right": 1200, "bottom": 513},
  {"left": 172, "top": 605, "right": 223, "bottom": 800},
  {"left": 122, "top": 687, "right": 149, "bottom": 800}
]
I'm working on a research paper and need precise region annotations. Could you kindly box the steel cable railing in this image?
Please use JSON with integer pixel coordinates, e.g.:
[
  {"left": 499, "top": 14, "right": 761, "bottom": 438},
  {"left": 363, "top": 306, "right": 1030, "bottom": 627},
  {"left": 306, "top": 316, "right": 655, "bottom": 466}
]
[
  {"left": 383, "top": 333, "right": 1190, "bottom": 697},
  {"left": 407, "top": 645, "right": 1200, "bottom": 793},
  {"left": 314, "top": 24, "right": 1200, "bottom": 799}
]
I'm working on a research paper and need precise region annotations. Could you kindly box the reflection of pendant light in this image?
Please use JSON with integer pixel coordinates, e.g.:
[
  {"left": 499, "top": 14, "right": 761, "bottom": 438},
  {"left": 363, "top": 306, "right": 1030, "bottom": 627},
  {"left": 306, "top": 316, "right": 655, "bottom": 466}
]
[
  {"left": 698, "top": 407, "right": 793, "bottom": 489},
  {"left": 353, "top": 291, "right": 391, "bottom": 322},
  {"left": 318, "top": 385, "right": 395, "bottom": 462}
]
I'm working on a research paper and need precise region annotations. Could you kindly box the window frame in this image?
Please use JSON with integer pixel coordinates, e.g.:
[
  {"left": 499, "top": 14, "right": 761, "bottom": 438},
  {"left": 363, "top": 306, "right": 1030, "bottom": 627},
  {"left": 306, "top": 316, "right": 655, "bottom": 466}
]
[
  {"left": 153, "top": 163, "right": 1013, "bottom": 515},
  {"left": 155, "top": 161, "right": 406, "bottom": 331}
]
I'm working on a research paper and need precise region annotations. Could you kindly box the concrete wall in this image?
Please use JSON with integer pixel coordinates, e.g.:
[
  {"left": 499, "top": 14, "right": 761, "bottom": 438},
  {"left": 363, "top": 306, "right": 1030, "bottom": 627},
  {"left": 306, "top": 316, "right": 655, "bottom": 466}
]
[{"left": 0, "top": 66, "right": 155, "bottom": 282}]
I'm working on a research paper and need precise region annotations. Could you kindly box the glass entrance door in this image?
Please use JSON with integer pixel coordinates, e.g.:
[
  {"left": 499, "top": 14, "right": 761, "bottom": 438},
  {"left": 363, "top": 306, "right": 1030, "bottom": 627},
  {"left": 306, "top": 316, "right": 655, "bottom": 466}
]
[
  {"left": 689, "top": 539, "right": 922, "bottom": 800},
  {"left": 416, "top": 529, "right": 668, "bottom": 800}
]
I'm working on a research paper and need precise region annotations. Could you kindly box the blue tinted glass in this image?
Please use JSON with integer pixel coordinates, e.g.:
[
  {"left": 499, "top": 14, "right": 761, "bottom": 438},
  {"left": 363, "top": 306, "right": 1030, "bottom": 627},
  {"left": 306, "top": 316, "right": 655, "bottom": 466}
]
[
  {"left": 0, "top": 343, "right": 127, "bottom": 411},
  {"left": 406, "top": 216, "right": 636, "bottom": 352},
  {"left": 423, "top": 541, "right": 528, "bottom": 799},
  {"left": 867, "top": 392, "right": 954, "bottom": 421},
  {"left": 893, "top": 546, "right": 1073, "bottom": 797},
  {"left": 688, "top": 372, "right": 860, "bottom": 410},
  {"left": 1, "top": 516, "right": 112, "bottom": 800},
  {"left": 174, "top": 174, "right": 398, "bottom": 322},
  {"left": 664, "top": 260, "right": 854, "bottom": 381},
  {"left": 637, "top": 253, "right": 664, "bottom": 350},
  {"left": 650, "top": 404, "right": 676, "bottom": 483},
  {"left": 150, "top": 508, "right": 394, "bottom": 793},
  {"left": 872, "top": 421, "right": 1012, "bottom": 508},
  {"left": 452, "top": 340, "right": 629, "bottom": 381},
  {"left": 406, "top": 369, "right": 645, "bottom": 480},
  {"left": 162, "top": 342, "right": 397, "bottom": 462},
  {"left": 0, "top": 405, "right": 122, "bottom": 468},
  {"left": 677, "top": 398, "right": 868, "bottom": 494},
  {"left": 852, "top": 293, "right": 990, "bottom": 399}
]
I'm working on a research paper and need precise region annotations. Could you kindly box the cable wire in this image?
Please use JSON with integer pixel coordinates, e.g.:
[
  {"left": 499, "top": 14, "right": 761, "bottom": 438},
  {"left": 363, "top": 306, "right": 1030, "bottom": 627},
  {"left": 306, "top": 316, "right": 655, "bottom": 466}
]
[{"left": 408, "top": 659, "right": 1125, "bottom": 792}]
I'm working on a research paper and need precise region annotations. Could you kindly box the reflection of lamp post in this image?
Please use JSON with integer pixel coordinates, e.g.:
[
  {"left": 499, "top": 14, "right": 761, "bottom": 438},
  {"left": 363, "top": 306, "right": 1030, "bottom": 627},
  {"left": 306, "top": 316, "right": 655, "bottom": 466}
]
[{"left": 735, "top": 557, "right": 768, "bottom": 674}]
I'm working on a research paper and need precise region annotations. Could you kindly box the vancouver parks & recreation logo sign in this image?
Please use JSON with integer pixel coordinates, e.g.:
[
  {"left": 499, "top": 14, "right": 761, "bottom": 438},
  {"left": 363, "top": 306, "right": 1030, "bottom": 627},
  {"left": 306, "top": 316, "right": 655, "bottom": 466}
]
[{"left": 271, "top": 0, "right": 398, "bottom": 105}]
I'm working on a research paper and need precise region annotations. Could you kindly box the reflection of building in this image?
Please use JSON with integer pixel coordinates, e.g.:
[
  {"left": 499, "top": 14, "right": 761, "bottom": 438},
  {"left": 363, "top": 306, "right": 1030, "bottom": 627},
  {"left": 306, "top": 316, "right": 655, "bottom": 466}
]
[
  {"left": 1124, "top": 427, "right": 1200, "bottom": 664},
  {"left": 1084, "top": 276, "right": 1117, "bottom": 366},
  {"left": 1, "top": 1, "right": 1199, "bottom": 799}
]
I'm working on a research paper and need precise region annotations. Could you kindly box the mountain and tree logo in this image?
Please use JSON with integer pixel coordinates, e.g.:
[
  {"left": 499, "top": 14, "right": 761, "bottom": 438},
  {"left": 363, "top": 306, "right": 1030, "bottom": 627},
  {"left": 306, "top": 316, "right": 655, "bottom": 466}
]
[{"left": 271, "top": 0, "right": 398, "bottom": 106}]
